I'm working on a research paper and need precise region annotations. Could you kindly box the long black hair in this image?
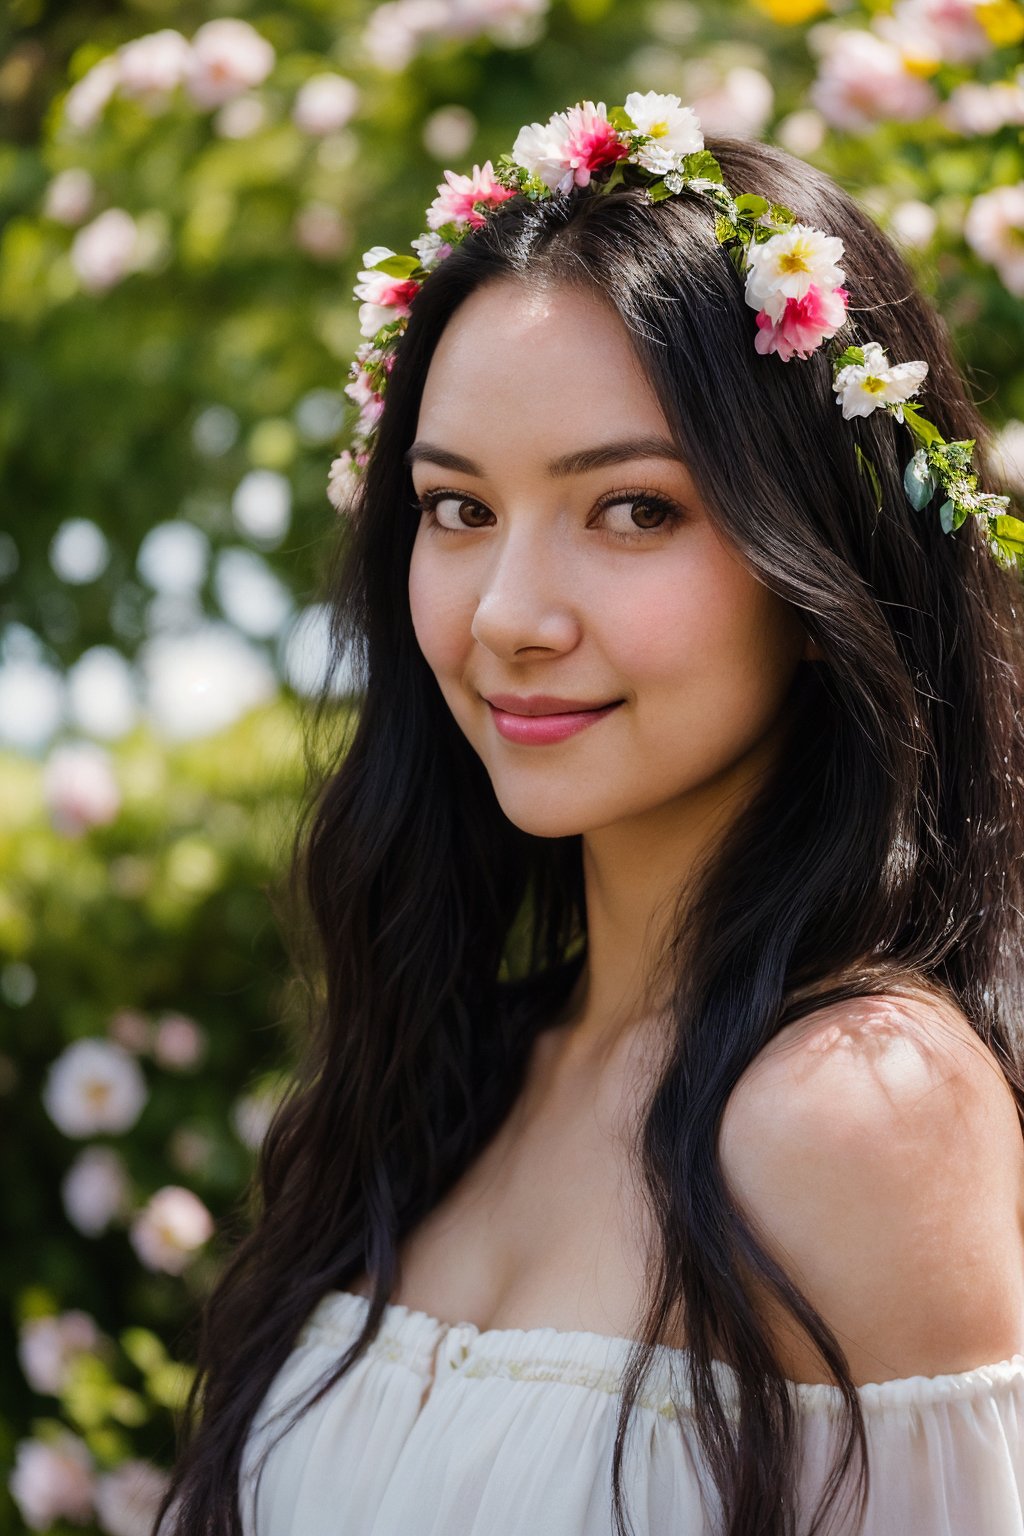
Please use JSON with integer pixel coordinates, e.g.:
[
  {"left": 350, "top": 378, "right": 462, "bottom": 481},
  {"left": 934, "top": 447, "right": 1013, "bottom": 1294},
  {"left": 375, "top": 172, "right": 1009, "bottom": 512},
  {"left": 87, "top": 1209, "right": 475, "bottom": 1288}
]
[{"left": 155, "top": 135, "right": 1024, "bottom": 1536}]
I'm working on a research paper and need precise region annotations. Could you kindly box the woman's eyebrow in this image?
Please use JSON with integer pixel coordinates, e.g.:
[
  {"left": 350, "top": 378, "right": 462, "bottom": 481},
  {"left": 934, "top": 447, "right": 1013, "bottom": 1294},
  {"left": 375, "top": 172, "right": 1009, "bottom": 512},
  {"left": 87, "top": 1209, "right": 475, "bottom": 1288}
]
[{"left": 403, "top": 435, "right": 686, "bottom": 478}]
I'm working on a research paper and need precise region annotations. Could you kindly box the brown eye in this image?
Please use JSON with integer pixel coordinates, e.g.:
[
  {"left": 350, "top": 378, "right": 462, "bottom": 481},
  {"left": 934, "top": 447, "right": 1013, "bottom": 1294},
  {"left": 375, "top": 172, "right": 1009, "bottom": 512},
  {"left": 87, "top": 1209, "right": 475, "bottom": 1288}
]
[
  {"left": 416, "top": 491, "right": 493, "bottom": 531},
  {"left": 597, "top": 491, "right": 685, "bottom": 541}
]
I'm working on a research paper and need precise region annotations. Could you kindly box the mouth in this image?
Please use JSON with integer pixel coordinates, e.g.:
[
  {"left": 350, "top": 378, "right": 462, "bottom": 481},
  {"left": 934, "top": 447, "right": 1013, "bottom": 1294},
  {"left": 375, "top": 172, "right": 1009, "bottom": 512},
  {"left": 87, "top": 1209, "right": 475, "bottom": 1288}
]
[{"left": 484, "top": 697, "right": 624, "bottom": 745}]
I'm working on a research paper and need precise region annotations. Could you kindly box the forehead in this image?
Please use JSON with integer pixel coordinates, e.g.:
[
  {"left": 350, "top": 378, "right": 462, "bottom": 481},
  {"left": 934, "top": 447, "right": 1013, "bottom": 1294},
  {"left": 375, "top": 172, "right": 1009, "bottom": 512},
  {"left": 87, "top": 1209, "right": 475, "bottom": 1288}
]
[{"left": 415, "top": 278, "right": 671, "bottom": 451}]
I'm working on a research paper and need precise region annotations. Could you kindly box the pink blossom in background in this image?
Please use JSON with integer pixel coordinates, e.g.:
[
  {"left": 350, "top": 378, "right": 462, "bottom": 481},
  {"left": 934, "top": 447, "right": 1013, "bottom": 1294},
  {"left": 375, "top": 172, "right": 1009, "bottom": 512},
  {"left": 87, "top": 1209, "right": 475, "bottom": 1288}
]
[
  {"left": 689, "top": 66, "right": 774, "bottom": 140},
  {"left": 130, "top": 1185, "right": 214, "bottom": 1273},
  {"left": 153, "top": 1013, "right": 206, "bottom": 1070},
  {"left": 184, "top": 19, "right": 275, "bottom": 110},
  {"left": 809, "top": 29, "right": 939, "bottom": 131},
  {"left": 17, "top": 1311, "right": 103, "bottom": 1395},
  {"left": 754, "top": 284, "right": 850, "bottom": 361},
  {"left": 94, "top": 1459, "right": 172, "bottom": 1536},
  {"left": 294, "top": 202, "right": 351, "bottom": 260},
  {"left": 43, "top": 168, "right": 95, "bottom": 226},
  {"left": 213, "top": 93, "right": 268, "bottom": 138},
  {"left": 9, "top": 1432, "right": 95, "bottom": 1528},
  {"left": 70, "top": 208, "right": 143, "bottom": 294},
  {"left": 62, "top": 1145, "right": 133, "bottom": 1235},
  {"left": 425, "top": 161, "right": 516, "bottom": 231},
  {"left": 965, "top": 182, "right": 1024, "bottom": 297},
  {"left": 63, "top": 55, "right": 120, "bottom": 133},
  {"left": 292, "top": 73, "right": 360, "bottom": 135},
  {"left": 944, "top": 78, "right": 1024, "bottom": 134},
  {"left": 116, "top": 29, "right": 192, "bottom": 103},
  {"left": 43, "top": 1039, "right": 148, "bottom": 1138},
  {"left": 874, "top": 0, "right": 992, "bottom": 67},
  {"left": 42, "top": 741, "right": 121, "bottom": 837},
  {"left": 108, "top": 1008, "right": 155, "bottom": 1054}
]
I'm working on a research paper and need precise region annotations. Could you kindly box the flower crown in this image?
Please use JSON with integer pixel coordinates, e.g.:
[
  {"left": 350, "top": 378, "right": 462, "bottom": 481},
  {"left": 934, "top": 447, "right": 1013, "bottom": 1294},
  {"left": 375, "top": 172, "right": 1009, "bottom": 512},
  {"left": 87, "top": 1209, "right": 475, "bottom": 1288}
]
[{"left": 327, "top": 90, "right": 1023, "bottom": 571}]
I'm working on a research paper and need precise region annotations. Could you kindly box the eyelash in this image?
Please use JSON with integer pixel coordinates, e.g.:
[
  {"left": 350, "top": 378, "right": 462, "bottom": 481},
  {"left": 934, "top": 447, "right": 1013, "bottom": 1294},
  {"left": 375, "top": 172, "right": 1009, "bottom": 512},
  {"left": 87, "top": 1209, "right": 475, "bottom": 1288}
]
[{"left": 410, "top": 487, "right": 687, "bottom": 543}]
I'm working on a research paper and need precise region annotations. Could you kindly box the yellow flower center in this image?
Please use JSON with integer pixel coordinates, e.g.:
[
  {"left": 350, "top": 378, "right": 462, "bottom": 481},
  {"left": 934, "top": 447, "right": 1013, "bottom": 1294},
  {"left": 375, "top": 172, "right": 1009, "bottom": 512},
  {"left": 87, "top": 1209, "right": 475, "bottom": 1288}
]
[
  {"left": 778, "top": 247, "right": 812, "bottom": 275},
  {"left": 649, "top": 119, "right": 669, "bottom": 139},
  {"left": 862, "top": 375, "right": 887, "bottom": 395}
]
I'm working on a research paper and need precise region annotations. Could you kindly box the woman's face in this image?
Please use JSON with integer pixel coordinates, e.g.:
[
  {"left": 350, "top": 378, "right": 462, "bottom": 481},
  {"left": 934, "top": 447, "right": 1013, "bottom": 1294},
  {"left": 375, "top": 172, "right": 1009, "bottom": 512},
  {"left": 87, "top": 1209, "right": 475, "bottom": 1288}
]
[{"left": 407, "top": 278, "right": 813, "bottom": 839}]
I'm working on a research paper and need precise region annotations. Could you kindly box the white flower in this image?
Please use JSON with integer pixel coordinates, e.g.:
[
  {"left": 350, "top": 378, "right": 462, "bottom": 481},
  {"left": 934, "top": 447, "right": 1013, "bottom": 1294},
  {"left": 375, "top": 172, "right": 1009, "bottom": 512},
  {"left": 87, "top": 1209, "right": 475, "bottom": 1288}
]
[
  {"left": 214, "top": 93, "right": 267, "bottom": 139},
  {"left": 292, "top": 73, "right": 359, "bottom": 136},
  {"left": 688, "top": 67, "right": 773, "bottom": 141},
  {"left": 130, "top": 1185, "right": 214, "bottom": 1273},
  {"left": 964, "top": 182, "right": 1024, "bottom": 299},
  {"left": 944, "top": 79, "right": 1024, "bottom": 135},
  {"left": 43, "top": 168, "right": 95, "bottom": 226},
  {"left": 43, "top": 1038, "right": 148, "bottom": 1138},
  {"left": 63, "top": 55, "right": 120, "bottom": 133},
  {"left": 18, "top": 1311, "right": 103, "bottom": 1395},
  {"left": 116, "top": 29, "right": 192, "bottom": 103},
  {"left": 990, "top": 419, "right": 1024, "bottom": 495},
  {"left": 832, "top": 341, "right": 929, "bottom": 420},
  {"left": 511, "top": 110, "right": 577, "bottom": 193},
  {"left": 61, "top": 1145, "right": 132, "bottom": 1235},
  {"left": 42, "top": 741, "right": 121, "bottom": 837},
  {"left": 874, "top": 0, "right": 991, "bottom": 69},
  {"left": 744, "top": 223, "right": 846, "bottom": 321},
  {"left": 184, "top": 19, "right": 275, "bottom": 110},
  {"left": 623, "top": 90, "right": 703, "bottom": 155},
  {"left": 137, "top": 622, "right": 277, "bottom": 742},
  {"left": 9, "top": 1432, "right": 95, "bottom": 1528},
  {"left": 94, "top": 1458, "right": 171, "bottom": 1536},
  {"left": 809, "top": 28, "right": 939, "bottom": 132},
  {"left": 70, "top": 208, "right": 144, "bottom": 294},
  {"left": 327, "top": 452, "right": 362, "bottom": 513},
  {"left": 411, "top": 230, "right": 451, "bottom": 269}
]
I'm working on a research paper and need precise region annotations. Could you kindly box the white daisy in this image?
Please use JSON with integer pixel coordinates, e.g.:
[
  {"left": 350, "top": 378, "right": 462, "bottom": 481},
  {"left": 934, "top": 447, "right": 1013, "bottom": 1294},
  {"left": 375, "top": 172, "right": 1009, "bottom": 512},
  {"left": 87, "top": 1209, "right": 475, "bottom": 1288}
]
[
  {"left": 832, "top": 341, "right": 929, "bottom": 420},
  {"left": 623, "top": 91, "right": 703, "bottom": 156},
  {"left": 744, "top": 222, "right": 846, "bottom": 321}
]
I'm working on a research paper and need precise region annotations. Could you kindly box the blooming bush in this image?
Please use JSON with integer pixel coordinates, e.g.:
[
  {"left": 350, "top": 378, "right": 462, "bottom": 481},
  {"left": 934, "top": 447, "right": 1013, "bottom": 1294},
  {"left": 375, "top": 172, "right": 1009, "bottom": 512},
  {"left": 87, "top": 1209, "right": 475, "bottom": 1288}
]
[{"left": 2, "top": 0, "right": 1022, "bottom": 1528}]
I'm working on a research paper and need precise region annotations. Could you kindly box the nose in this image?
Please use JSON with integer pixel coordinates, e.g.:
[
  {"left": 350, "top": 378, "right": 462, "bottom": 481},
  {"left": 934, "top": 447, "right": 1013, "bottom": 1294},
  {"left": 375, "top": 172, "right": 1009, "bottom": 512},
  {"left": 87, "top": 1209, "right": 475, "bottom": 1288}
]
[{"left": 470, "top": 521, "right": 581, "bottom": 659}]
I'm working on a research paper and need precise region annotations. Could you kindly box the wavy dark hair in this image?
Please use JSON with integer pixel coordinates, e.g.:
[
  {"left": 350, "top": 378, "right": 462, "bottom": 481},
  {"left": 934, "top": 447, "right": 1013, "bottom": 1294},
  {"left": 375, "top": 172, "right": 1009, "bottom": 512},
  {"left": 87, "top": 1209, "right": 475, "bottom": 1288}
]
[{"left": 155, "top": 135, "right": 1024, "bottom": 1536}]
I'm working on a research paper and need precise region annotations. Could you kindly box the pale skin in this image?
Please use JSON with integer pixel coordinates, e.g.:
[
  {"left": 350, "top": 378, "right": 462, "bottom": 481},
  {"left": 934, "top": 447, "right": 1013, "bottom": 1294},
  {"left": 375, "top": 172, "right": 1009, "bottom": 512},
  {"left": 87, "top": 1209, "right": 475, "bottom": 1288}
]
[{"left": 351, "top": 277, "right": 1024, "bottom": 1397}]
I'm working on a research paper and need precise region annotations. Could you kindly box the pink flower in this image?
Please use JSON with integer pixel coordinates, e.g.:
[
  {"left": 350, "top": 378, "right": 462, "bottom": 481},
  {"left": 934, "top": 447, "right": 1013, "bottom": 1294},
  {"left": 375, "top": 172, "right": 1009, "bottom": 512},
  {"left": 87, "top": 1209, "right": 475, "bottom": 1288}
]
[
  {"left": 184, "top": 19, "right": 275, "bottom": 110},
  {"left": 94, "top": 1458, "right": 171, "bottom": 1536},
  {"left": 561, "top": 100, "right": 629, "bottom": 187},
  {"left": 809, "top": 29, "right": 938, "bottom": 131},
  {"left": 116, "top": 29, "right": 192, "bottom": 104},
  {"left": 43, "top": 169, "right": 95, "bottom": 226},
  {"left": 292, "top": 73, "right": 360, "bottom": 136},
  {"left": 18, "top": 1311, "right": 103, "bottom": 1395},
  {"left": 152, "top": 1013, "right": 205, "bottom": 1070},
  {"left": 61, "top": 1145, "right": 132, "bottom": 1235},
  {"left": 425, "top": 160, "right": 516, "bottom": 231},
  {"left": 70, "top": 208, "right": 143, "bottom": 294},
  {"left": 754, "top": 283, "right": 850, "bottom": 361},
  {"left": 9, "top": 1432, "right": 95, "bottom": 1528},
  {"left": 512, "top": 100, "right": 628, "bottom": 194},
  {"left": 42, "top": 741, "right": 121, "bottom": 836},
  {"left": 130, "top": 1185, "right": 214, "bottom": 1273}
]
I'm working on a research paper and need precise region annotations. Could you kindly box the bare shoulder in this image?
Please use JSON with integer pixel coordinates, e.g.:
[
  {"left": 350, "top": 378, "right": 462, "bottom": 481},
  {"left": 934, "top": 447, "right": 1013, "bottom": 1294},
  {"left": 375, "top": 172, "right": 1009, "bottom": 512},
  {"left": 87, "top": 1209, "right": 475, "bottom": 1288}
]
[{"left": 718, "top": 987, "right": 1024, "bottom": 1386}]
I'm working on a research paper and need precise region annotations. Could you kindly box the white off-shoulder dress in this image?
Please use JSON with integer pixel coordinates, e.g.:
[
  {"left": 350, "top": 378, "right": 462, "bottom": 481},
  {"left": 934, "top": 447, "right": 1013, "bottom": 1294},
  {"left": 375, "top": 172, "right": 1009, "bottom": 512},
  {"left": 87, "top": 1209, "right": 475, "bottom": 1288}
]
[{"left": 239, "top": 1288, "right": 1024, "bottom": 1535}]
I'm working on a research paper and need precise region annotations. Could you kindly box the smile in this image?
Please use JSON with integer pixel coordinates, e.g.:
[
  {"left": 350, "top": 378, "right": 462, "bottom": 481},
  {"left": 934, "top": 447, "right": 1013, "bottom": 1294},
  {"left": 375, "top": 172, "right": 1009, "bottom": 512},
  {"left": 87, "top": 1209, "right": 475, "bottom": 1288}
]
[{"left": 486, "top": 701, "right": 624, "bottom": 745}]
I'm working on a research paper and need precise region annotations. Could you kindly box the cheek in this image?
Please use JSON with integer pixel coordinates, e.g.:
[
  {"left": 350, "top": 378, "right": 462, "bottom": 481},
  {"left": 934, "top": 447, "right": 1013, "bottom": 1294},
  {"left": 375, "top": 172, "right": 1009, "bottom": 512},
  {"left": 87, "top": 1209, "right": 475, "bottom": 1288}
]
[{"left": 408, "top": 541, "right": 469, "bottom": 675}]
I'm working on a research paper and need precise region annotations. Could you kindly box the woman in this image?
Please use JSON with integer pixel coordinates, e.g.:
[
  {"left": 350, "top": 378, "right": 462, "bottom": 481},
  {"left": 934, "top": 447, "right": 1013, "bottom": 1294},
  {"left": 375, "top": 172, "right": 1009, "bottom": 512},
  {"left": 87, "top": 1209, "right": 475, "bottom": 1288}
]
[{"left": 157, "top": 95, "right": 1024, "bottom": 1536}]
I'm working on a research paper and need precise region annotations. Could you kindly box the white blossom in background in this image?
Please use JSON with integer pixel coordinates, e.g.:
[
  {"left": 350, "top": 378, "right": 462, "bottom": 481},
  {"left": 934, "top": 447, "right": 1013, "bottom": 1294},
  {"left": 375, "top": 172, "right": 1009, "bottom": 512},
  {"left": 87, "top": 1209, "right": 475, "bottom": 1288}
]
[
  {"left": 116, "top": 29, "right": 192, "bottom": 104},
  {"left": 293, "top": 202, "right": 351, "bottom": 259},
  {"left": 774, "top": 107, "right": 826, "bottom": 156},
  {"left": 18, "top": 1311, "right": 104, "bottom": 1395},
  {"left": 364, "top": 0, "right": 548, "bottom": 70},
  {"left": 213, "top": 93, "right": 268, "bottom": 138},
  {"left": 422, "top": 104, "right": 477, "bottom": 160},
  {"left": 230, "top": 1083, "right": 286, "bottom": 1149},
  {"left": 280, "top": 602, "right": 358, "bottom": 697},
  {"left": 94, "top": 1459, "right": 172, "bottom": 1536},
  {"left": 43, "top": 1039, "right": 148, "bottom": 1138},
  {"left": 213, "top": 547, "right": 294, "bottom": 639},
  {"left": 992, "top": 419, "right": 1024, "bottom": 494},
  {"left": 137, "top": 622, "right": 277, "bottom": 741},
  {"left": 67, "top": 646, "right": 139, "bottom": 740},
  {"left": 136, "top": 519, "right": 211, "bottom": 594},
  {"left": 152, "top": 1013, "right": 207, "bottom": 1070},
  {"left": 888, "top": 198, "right": 938, "bottom": 249},
  {"left": 944, "top": 77, "right": 1024, "bottom": 134},
  {"left": 965, "top": 182, "right": 1024, "bottom": 297},
  {"left": 0, "top": 656, "right": 65, "bottom": 753},
  {"left": 70, "top": 208, "right": 145, "bottom": 294},
  {"left": 808, "top": 28, "right": 938, "bottom": 131},
  {"left": 231, "top": 467, "right": 292, "bottom": 545},
  {"left": 43, "top": 168, "right": 96, "bottom": 225},
  {"left": 61, "top": 1145, "right": 133, "bottom": 1236},
  {"left": 292, "top": 73, "right": 360, "bottom": 135},
  {"left": 130, "top": 1185, "right": 214, "bottom": 1274},
  {"left": 184, "top": 19, "right": 275, "bottom": 110},
  {"left": 689, "top": 66, "right": 773, "bottom": 139},
  {"left": 9, "top": 1432, "right": 95, "bottom": 1528},
  {"left": 191, "top": 405, "right": 239, "bottom": 458},
  {"left": 63, "top": 55, "right": 120, "bottom": 133},
  {"left": 49, "top": 517, "right": 110, "bottom": 584},
  {"left": 874, "top": 0, "right": 992, "bottom": 68},
  {"left": 42, "top": 741, "right": 121, "bottom": 837}
]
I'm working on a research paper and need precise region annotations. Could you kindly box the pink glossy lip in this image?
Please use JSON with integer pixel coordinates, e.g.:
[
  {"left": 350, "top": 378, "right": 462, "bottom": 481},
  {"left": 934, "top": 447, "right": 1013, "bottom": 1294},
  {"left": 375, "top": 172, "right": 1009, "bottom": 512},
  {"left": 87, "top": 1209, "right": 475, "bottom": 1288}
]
[{"left": 484, "top": 692, "right": 624, "bottom": 745}]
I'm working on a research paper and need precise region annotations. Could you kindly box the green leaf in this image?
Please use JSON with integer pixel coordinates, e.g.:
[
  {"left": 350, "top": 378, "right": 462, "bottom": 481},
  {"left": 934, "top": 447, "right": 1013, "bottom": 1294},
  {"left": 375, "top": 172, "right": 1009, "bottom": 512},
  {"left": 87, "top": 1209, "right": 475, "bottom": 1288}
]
[
  {"left": 938, "top": 497, "right": 969, "bottom": 533},
  {"left": 369, "top": 254, "right": 420, "bottom": 278},
  {"left": 833, "top": 345, "right": 865, "bottom": 371},
  {"left": 903, "top": 449, "right": 938, "bottom": 510},
  {"left": 645, "top": 181, "right": 675, "bottom": 202},
  {"left": 121, "top": 1327, "right": 167, "bottom": 1375},
  {"left": 899, "top": 402, "right": 944, "bottom": 449},
  {"left": 768, "top": 201, "right": 797, "bottom": 225},
  {"left": 735, "top": 193, "right": 769, "bottom": 219},
  {"left": 682, "top": 150, "right": 724, "bottom": 183},
  {"left": 855, "top": 444, "right": 883, "bottom": 513},
  {"left": 608, "top": 106, "right": 637, "bottom": 132},
  {"left": 714, "top": 214, "right": 738, "bottom": 243},
  {"left": 992, "top": 513, "right": 1024, "bottom": 549}
]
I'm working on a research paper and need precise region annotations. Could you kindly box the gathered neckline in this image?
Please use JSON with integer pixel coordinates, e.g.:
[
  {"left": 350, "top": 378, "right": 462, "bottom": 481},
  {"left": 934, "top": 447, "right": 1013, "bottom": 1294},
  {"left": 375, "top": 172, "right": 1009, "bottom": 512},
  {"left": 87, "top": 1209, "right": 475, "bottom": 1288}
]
[{"left": 304, "top": 1289, "right": 1024, "bottom": 1416}]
